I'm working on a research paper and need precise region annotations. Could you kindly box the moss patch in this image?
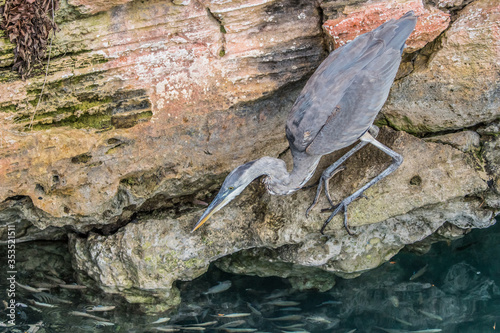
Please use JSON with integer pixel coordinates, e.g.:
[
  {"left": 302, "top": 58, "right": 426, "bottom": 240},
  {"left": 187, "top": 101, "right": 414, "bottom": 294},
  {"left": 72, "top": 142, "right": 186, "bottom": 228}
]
[
  {"left": 20, "top": 86, "right": 152, "bottom": 131},
  {"left": 384, "top": 115, "right": 433, "bottom": 136},
  {"left": 0, "top": 104, "right": 17, "bottom": 112},
  {"left": 30, "top": 112, "right": 112, "bottom": 131},
  {"left": 111, "top": 110, "right": 153, "bottom": 129},
  {"left": 71, "top": 153, "right": 92, "bottom": 164}
]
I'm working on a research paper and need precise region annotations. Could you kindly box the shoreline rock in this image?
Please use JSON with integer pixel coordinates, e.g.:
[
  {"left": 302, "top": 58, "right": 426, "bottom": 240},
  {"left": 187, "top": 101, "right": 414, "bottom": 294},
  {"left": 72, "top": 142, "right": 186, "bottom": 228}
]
[{"left": 0, "top": 0, "right": 498, "bottom": 312}]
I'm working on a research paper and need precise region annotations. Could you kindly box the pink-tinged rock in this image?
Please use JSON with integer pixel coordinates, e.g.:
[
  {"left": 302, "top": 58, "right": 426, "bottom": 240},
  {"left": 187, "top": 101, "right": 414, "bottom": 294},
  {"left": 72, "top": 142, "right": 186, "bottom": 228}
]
[
  {"left": 67, "top": 0, "right": 135, "bottom": 15},
  {"left": 0, "top": 0, "right": 324, "bottom": 221},
  {"left": 323, "top": 0, "right": 450, "bottom": 53}
]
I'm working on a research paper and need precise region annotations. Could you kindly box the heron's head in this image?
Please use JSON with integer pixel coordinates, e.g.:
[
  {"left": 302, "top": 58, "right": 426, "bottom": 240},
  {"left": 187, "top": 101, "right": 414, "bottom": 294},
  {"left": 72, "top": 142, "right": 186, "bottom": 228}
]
[{"left": 192, "top": 160, "right": 262, "bottom": 232}]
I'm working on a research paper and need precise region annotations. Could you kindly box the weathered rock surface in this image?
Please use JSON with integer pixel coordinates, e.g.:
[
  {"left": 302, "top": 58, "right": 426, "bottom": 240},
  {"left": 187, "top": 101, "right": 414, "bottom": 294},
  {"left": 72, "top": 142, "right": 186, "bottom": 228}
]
[
  {"left": 382, "top": 0, "right": 500, "bottom": 133},
  {"left": 483, "top": 135, "right": 500, "bottom": 195},
  {"left": 424, "top": 130, "right": 480, "bottom": 152},
  {"left": 0, "top": 0, "right": 324, "bottom": 225},
  {"left": 431, "top": 0, "right": 472, "bottom": 10},
  {"left": 69, "top": 127, "right": 492, "bottom": 311},
  {"left": 0, "top": 0, "right": 498, "bottom": 313},
  {"left": 68, "top": 0, "right": 134, "bottom": 15},
  {"left": 323, "top": 0, "right": 450, "bottom": 53}
]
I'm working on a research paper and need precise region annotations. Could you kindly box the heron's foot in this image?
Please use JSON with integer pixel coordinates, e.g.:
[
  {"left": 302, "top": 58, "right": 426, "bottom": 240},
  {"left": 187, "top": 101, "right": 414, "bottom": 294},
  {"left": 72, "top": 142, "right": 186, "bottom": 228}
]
[
  {"left": 305, "top": 166, "right": 346, "bottom": 218},
  {"left": 320, "top": 193, "right": 368, "bottom": 213},
  {"left": 320, "top": 190, "right": 368, "bottom": 235},
  {"left": 320, "top": 200, "right": 354, "bottom": 236}
]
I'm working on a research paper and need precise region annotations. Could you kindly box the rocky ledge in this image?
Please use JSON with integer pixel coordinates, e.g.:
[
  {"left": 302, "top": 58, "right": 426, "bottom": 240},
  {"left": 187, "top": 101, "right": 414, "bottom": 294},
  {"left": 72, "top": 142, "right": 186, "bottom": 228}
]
[{"left": 0, "top": 0, "right": 499, "bottom": 312}]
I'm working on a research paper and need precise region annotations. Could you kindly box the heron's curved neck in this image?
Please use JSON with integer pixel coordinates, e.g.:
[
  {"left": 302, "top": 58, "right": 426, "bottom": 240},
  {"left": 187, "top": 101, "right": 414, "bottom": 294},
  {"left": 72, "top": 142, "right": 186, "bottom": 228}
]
[{"left": 259, "top": 153, "right": 321, "bottom": 195}]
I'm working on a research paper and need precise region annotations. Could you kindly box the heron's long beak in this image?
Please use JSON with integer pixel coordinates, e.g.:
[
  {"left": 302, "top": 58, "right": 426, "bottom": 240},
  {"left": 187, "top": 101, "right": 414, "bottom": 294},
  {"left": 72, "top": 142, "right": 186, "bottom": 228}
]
[{"left": 191, "top": 191, "right": 230, "bottom": 232}]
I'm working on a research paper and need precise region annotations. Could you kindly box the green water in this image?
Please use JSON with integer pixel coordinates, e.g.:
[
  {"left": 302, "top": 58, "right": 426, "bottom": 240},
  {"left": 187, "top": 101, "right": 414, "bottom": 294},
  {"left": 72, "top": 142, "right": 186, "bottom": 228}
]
[{"left": 1, "top": 218, "right": 499, "bottom": 333}]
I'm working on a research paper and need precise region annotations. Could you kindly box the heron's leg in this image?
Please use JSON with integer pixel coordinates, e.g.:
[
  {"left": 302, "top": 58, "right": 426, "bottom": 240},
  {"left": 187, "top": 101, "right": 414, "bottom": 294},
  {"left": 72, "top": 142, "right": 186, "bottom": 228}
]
[
  {"left": 368, "top": 124, "right": 379, "bottom": 138},
  {"left": 322, "top": 125, "right": 379, "bottom": 206},
  {"left": 305, "top": 141, "right": 368, "bottom": 217},
  {"left": 323, "top": 166, "right": 347, "bottom": 206},
  {"left": 321, "top": 202, "right": 349, "bottom": 235},
  {"left": 306, "top": 166, "right": 346, "bottom": 217},
  {"left": 321, "top": 132, "right": 403, "bottom": 235}
]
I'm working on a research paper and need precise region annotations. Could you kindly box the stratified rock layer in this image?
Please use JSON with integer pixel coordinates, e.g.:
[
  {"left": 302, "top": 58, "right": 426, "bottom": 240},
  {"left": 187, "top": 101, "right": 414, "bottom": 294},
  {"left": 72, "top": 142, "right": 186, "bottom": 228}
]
[
  {"left": 0, "top": 0, "right": 324, "bottom": 225},
  {"left": 382, "top": 0, "right": 500, "bottom": 133}
]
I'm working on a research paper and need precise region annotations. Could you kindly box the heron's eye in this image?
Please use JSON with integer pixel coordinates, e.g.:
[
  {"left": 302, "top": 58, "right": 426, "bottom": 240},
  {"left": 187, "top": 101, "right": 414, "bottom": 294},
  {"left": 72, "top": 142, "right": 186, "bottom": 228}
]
[{"left": 228, "top": 187, "right": 234, "bottom": 190}]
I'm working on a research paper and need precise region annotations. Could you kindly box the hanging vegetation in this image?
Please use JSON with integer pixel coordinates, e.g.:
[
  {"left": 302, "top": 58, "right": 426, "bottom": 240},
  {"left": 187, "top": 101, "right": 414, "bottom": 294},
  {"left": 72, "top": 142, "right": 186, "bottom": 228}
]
[{"left": 0, "top": 0, "right": 59, "bottom": 79}]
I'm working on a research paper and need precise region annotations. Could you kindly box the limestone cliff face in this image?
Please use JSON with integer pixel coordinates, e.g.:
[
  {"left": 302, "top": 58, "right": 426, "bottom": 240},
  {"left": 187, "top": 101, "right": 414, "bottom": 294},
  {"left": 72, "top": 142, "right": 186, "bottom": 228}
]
[{"left": 0, "top": 0, "right": 498, "bottom": 312}]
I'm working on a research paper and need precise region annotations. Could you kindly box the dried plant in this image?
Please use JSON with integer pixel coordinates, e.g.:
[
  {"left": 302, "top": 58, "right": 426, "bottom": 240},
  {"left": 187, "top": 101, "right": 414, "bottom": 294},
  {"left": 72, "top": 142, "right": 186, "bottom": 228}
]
[{"left": 0, "top": 0, "right": 59, "bottom": 78}]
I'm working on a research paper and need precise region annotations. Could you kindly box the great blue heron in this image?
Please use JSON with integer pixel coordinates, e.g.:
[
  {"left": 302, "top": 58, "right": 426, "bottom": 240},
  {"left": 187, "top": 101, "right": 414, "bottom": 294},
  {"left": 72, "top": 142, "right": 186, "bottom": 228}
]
[{"left": 193, "top": 12, "right": 417, "bottom": 235}]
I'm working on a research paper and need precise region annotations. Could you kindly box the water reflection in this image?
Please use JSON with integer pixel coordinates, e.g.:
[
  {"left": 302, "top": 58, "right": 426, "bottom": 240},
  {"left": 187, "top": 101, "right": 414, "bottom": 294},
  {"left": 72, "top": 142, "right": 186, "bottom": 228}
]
[{"left": 1, "top": 218, "right": 498, "bottom": 332}]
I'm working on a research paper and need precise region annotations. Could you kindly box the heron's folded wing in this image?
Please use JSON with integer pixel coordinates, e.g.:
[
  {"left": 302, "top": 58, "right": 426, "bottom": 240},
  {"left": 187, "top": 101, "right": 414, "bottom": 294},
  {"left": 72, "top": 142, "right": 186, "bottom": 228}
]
[
  {"left": 305, "top": 48, "right": 401, "bottom": 156},
  {"left": 287, "top": 13, "right": 416, "bottom": 154},
  {"left": 286, "top": 34, "right": 384, "bottom": 152}
]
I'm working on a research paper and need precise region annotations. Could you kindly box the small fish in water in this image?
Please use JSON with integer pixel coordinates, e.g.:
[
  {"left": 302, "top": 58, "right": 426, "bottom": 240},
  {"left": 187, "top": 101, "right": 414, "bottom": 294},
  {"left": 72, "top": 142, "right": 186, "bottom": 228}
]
[
  {"left": 418, "top": 310, "right": 443, "bottom": 321},
  {"left": 59, "top": 283, "right": 87, "bottom": 290},
  {"left": 316, "top": 300, "right": 342, "bottom": 307},
  {"left": 388, "top": 296, "right": 399, "bottom": 308},
  {"left": 265, "top": 300, "right": 300, "bottom": 307},
  {"left": 181, "top": 326, "right": 206, "bottom": 332},
  {"left": 29, "top": 305, "right": 43, "bottom": 313},
  {"left": 43, "top": 274, "right": 66, "bottom": 284},
  {"left": 85, "top": 305, "right": 116, "bottom": 312},
  {"left": 28, "top": 299, "right": 58, "bottom": 308},
  {"left": 204, "top": 280, "right": 232, "bottom": 294},
  {"left": 393, "top": 282, "right": 432, "bottom": 292},
  {"left": 150, "top": 317, "right": 171, "bottom": 325},
  {"left": 93, "top": 320, "right": 115, "bottom": 327},
  {"left": 246, "top": 302, "right": 262, "bottom": 316},
  {"left": 69, "top": 311, "right": 110, "bottom": 322},
  {"left": 217, "top": 320, "right": 246, "bottom": 328},
  {"left": 154, "top": 327, "right": 180, "bottom": 332},
  {"left": 191, "top": 321, "right": 218, "bottom": 327},
  {"left": 33, "top": 292, "right": 72, "bottom": 305},
  {"left": 392, "top": 317, "right": 412, "bottom": 326},
  {"left": 306, "top": 315, "right": 332, "bottom": 324},
  {"left": 180, "top": 327, "right": 206, "bottom": 331},
  {"left": 280, "top": 330, "right": 310, "bottom": 333},
  {"left": 16, "top": 282, "right": 49, "bottom": 293},
  {"left": 32, "top": 281, "right": 57, "bottom": 289},
  {"left": 216, "top": 313, "right": 251, "bottom": 318},
  {"left": 409, "top": 329, "right": 442, "bottom": 333},
  {"left": 47, "top": 266, "right": 61, "bottom": 278},
  {"left": 267, "top": 315, "right": 303, "bottom": 321},
  {"left": 222, "top": 329, "right": 257, "bottom": 333},
  {"left": 26, "top": 320, "right": 43, "bottom": 333},
  {"left": 410, "top": 264, "right": 428, "bottom": 281},
  {"left": 0, "top": 321, "right": 14, "bottom": 327},
  {"left": 275, "top": 324, "right": 306, "bottom": 330},
  {"left": 279, "top": 307, "right": 302, "bottom": 312},
  {"left": 374, "top": 327, "right": 406, "bottom": 333}
]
